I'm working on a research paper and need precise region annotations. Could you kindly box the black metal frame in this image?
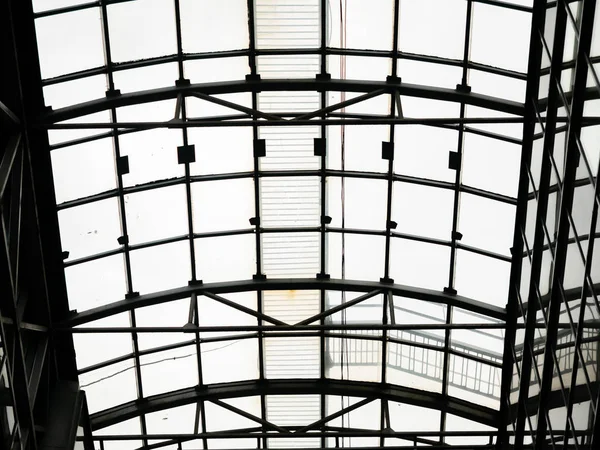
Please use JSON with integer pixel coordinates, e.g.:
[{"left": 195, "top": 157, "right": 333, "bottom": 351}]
[{"left": 5, "top": 0, "right": 600, "bottom": 448}]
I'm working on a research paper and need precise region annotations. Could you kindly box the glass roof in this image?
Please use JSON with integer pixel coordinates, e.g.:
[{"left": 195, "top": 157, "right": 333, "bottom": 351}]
[{"left": 30, "top": 0, "right": 538, "bottom": 447}]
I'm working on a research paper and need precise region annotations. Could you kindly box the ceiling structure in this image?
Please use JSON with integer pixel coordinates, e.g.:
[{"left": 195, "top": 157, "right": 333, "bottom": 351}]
[{"left": 1, "top": 0, "right": 600, "bottom": 449}]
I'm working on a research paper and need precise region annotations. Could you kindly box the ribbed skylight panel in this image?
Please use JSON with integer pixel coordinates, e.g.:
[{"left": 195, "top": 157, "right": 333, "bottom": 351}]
[{"left": 255, "top": 1, "right": 323, "bottom": 439}]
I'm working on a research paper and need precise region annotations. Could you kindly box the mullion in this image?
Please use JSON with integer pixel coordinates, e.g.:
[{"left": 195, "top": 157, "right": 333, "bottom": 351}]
[
  {"left": 97, "top": 0, "right": 148, "bottom": 443},
  {"left": 319, "top": 0, "right": 327, "bottom": 447},
  {"left": 380, "top": 1, "right": 400, "bottom": 445},
  {"left": 440, "top": 0, "right": 474, "bottom": 440},
  {"left": 246, "top": 1, "right": 267, "bottom": 448},
  {"left": 172, "top": 0, "right": 206, "bottom": 443}
]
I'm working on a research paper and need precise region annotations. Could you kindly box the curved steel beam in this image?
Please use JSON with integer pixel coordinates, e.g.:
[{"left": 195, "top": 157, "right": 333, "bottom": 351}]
[
  {"left": 40, "top": 79, "right": 525, "bottom": 124},
  {"left": 62, "top": 277, "right": 506, "bottom": 327},
  {"left": 89, "top": 378, "right": 499, "bottom": 430}
]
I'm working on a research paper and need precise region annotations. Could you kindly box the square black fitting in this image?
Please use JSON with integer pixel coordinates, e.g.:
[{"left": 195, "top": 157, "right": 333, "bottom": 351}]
[
  {"left": 125, "top": 291, "right": 140, "bottom": 299},
  {"left": 117, "top": 155, "right": 130, "bottom": 175},
  {"left": 316, "top": 73, "right": 331, "bottom": 81},
  {"left": 177, "top": 144, "right": 196, "bottom": 164},
  {"left": 176, "top": 78, "right": 190, "bottom": 87},
  {"left": 249, "top": 217, "right": 260, "bottom": 226},
  {"left": 452, "top": 231, "right": 463, "bottom": 241},
  {"left": 456, "top": 83, "right": 471, "bottom": 93},
  {"left": 387, "top": 220, "right": 398, "bottom": 230},
  {"left": 105, "top": 89, "right": 121, "bottom": 98},
  {"left": 317, "top": 272, "right": 331, "bottom": 280},
  {"left": 386, "top": 75, "right": 402, "bottom": 84},
  {"left": 380, "top": 277, "right": 394, "bottom": 284},
  {"left": 253, "top": 273, "right": 267, "bottom": 281},
  {"left": 254, "top": 139, "right": 266, "bottom": 158},
  {"left": 443, "top": 287, "right": 457, "bottom": 296},
  {"left": 382, "top": 141, "right": 394, "bottom": 161},
  {"left": 117, "top": 235, "right": 129, "bottom": 245},
  {"left": 321, "top": 215, "right": 332, "bottom": 225},
  {"left": 448, "top": 151, "right": 460, "bottom": 170},
  {"left": 314, "top": 138, "right": 326, "bottom": 156}
]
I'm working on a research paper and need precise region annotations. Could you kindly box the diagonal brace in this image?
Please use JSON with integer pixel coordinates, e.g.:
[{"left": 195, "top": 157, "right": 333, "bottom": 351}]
[
  {"left": 293, "top": 89, "right": 387, "bottom": 121},
  {"left": 294, "top": 397, "right": 376, "bottom": 434},
  {"left": 295, "top": 290, "right": 382, "bottom": 326},
  {"left": 202, "top": 291, "right": 288, "bottom": 326},
  {"left": 209, "top": 398, "right": 289, "bottom": 433},
  {"left": 190, "top": 92, "right": 282, "bottom": 121}
]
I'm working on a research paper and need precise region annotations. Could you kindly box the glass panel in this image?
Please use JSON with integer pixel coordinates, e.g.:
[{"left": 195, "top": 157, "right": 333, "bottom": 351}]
[
  {"left": 261, "top": 177, "right": 320, "bottom": 227},
  {"left": 264, "top": 290, "right": 320, "bottom": 324},
  {"left": 204, "top": 398, "right": 260, "bottom": 431},
  {"left": 113, "top": 63, "right": 178, "bottom": 93},
  {"left": 255, "top": 0, "right": 319, "bottom": 49},
  {"left": 43, "top": 76, "right": 107, "bottom": 109},
  {"left": 327, "top": 335, "right": 382, "bottom": 382},
  {"left": 262, "top": 232, "right": 320, "bottom": 278},
  {"left": 459, "top": 194, "right": 516, "bottom": 256},
  {"left": 58, "top": 197, "right": 121, "bottom": 260},
  {"left": 396, "top": 60, "right": 462, "bottom": 90},
  {"left": 184, "top": 57, "right": 250, "bottom": 83},
  {"left": 73, "top": 313, "right": 132, "bottom": 370},
  {"left": 265, "top": 335, "right": 320, "bottom": 378},
  {"left": 454, "top": 250, "right": 511, "bottom": 307},
  {"left": 469, "top": 69, "right": 527, "bottom": 103},
  {"left": 344, "top": 234, "right": 386, "bottom": 281},
  {"left": 393, "top": 182, "right": 454, "bottom": 240},
  {"left": 389, "top": 402, "right": 441, "bottom": 432},
  {"left": 390, "top": 239, "right": 449, "bottom": 291},
  {"left": 462, "top": 134, "right": 521, "bottom": 198},
  {"left": 145, "top": 404, "right": 196, "bottom": 434},
  {"left": 386, "top": 341, "right": 443, "bottom": 392},
  {"left": 51, "top": 137, "right": 116, "bottom": 204},
  {"left": 445, "top": 414, "right": 495, "bottom": 445},
  {"left": 140, "top": 346, "right": 198, "bottom": 396},
  {"left": 125, "top": 185, "right": 188, "bottom": 245},
  {"left": 201, "top": 337, "right": 259, "bottom": 384},
  {"left": 330, "top": 178, "right": 387, "bottom": 230},
  {"left": 188, "top": 127, "right": 254, "bottom": 176},
  {"left": 35, "top": 8, "right": 104, "bottom": 79},
  {"left": 65, "top": 255, "right": 127, "bottom": 311},
  {"left": 80, "top": 360, "right": 138, "bottom": 414},
  {"left": 398, "top": 0, "right": 467, "bottom": 59},
  {"left": 195, "top": 235, "right": 256, "bottom": 283},
  {"left": 107, "top": 0, "right": 177, "bottom": 63},
  {"left": 447, "top": 355, "right": 501, "bottom": 409},
  {"left": 192, "top": 179, "right": 255, "bottom": 233},
  {"left": 257, "top": 55, "right": 320, "bottom": 78},
  {"left": 393, "top": 125, "right": 458, "bottom": 182},
  {"left": 470, "top": 3, "right": 531, "bottom": 72},
  {"left": 344, "top": 56, "right": 391, "bottom": 81},
  {"left": 135, "top": 298, "right": 191, "bottom": 350},
  {"left": 347, "top": 0, "right": 394, "bottom": 50},
  {"left": 130, "top": 241, "right": 191, "bottom": 294},
  {"left": 118, "top": 129, "right": 184, "bottom": 187},
  {"left": 327, "top": 126, "right": 390, "bottom": 176},
  {"left": 180, "top": 0, "right": 249, "bottom": 53}
]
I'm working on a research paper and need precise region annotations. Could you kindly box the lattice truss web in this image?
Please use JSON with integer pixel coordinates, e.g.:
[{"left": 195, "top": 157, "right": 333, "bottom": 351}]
[{"left": 15, "top": 0, "right": 600, "bottom": 448}]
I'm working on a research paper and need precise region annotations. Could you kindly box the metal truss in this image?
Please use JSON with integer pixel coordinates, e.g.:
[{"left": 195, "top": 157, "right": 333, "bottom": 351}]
[
  {"left": 88, "top": 378, "right": 499, "bottom": 430},
  {"left": 59, "top": 277, "right": 506, "bottom": 327},
  {"left": 38, "top": 78, "right": 526, "bottom": 126},
  {"left": 500, "top": 0, "right": 600, "bottom": 449}
]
